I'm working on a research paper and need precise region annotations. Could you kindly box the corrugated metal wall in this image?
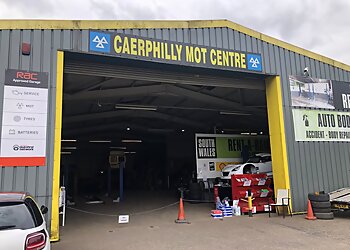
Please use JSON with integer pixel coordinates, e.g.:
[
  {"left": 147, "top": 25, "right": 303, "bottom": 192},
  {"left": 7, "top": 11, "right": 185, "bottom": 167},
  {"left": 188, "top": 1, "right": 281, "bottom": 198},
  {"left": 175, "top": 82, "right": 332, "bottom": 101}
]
[{"left": 0, "top": 27, "right": 349, "bottom": 228}]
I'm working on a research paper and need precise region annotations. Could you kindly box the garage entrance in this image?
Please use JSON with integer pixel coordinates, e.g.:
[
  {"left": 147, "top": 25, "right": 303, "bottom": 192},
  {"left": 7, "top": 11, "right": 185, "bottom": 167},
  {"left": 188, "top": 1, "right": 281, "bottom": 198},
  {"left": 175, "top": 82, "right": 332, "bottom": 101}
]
[
  {"left": 61, "top": 51, "right": 268, "bottom": 197},
  {"left": 51, "top": 50, "right": 289, "bottom": 237}
]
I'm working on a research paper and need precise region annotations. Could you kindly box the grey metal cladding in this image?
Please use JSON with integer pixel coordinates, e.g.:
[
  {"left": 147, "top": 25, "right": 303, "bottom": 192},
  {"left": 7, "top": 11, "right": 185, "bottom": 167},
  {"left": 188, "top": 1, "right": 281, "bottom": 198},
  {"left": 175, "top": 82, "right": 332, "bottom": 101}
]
[{"left": 0, "top": 27, "right": 349, "bottom": 225}]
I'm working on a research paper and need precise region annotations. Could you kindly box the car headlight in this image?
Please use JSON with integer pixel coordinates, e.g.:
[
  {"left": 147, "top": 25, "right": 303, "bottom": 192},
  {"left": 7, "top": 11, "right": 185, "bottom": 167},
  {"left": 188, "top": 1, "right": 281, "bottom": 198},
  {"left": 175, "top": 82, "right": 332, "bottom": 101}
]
[{"left": 232, "top": 166, "right": 241, "bottom": 171}]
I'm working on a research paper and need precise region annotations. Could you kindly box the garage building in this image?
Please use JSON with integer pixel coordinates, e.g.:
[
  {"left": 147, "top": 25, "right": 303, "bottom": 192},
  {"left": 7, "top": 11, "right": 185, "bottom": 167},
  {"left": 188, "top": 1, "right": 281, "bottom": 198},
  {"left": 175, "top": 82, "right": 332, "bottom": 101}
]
[{"left": 0, "top": 19, "right": 350, "bottom": 241}]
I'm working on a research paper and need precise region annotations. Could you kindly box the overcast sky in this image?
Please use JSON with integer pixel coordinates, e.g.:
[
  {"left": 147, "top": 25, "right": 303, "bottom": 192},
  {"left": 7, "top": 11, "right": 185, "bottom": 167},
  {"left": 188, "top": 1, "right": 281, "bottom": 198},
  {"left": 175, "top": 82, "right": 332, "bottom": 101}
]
[{"left": 1, "top": 0, "right": 349, "bottom": 65}]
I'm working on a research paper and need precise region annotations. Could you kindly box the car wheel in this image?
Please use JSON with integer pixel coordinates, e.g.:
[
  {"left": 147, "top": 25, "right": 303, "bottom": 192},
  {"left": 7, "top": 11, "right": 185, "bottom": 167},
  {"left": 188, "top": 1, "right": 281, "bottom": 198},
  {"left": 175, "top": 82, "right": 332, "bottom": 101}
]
[{"left": 243, "top": 165, "right": 256, "bottom": 174}]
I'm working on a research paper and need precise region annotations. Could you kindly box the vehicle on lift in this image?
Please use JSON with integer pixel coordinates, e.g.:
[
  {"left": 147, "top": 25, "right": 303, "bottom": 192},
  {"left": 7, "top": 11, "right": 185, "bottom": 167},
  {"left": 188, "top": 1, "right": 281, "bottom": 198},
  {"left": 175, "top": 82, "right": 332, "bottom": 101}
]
[
  {"left": 0, "top": 192, "right": 50, "bottom": 250},
  {"left": 221, "top": 153, "right": 272, "bottom": 180}
]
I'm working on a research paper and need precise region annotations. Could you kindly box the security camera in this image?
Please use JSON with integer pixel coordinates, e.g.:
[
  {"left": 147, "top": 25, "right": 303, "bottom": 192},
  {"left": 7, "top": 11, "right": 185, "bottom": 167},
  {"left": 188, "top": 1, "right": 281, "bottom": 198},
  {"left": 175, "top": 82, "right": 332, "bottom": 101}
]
[{"left": 303, "top": 67, "right": 309, "bottom": 77}]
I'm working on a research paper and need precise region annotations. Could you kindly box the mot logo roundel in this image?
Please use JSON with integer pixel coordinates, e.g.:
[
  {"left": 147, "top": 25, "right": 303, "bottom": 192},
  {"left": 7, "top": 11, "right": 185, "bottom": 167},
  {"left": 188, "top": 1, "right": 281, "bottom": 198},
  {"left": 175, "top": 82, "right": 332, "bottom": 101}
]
[
  {"left": 89, "top": 32, "right": 111, "bottom": 53},
  {"left": 247, "top": 54, "right": 262, "bottom": 72}
]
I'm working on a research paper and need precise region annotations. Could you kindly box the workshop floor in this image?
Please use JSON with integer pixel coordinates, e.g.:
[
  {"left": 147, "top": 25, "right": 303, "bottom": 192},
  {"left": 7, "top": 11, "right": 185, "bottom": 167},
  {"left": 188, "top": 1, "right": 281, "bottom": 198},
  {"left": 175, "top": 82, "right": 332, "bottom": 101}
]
[{"left": 52, "top": 191, "right": 350, "bottom": 250}]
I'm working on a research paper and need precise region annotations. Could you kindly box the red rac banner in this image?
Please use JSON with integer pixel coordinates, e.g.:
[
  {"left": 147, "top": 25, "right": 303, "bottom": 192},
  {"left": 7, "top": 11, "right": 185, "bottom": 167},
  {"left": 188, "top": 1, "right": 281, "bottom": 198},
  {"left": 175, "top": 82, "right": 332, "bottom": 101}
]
[{"left": 0, "top": 69, "right": 49, "bottom": 167}]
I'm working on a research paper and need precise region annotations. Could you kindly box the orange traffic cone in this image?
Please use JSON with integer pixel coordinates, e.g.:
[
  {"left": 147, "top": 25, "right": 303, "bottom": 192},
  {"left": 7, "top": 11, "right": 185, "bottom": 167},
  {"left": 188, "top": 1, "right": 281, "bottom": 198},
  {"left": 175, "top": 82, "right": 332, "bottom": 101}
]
[
  {"left": 175, "top": 198, "right": 189, "bottom": 224},
  {"left": 305, "top": 199, "right": 317, "bottom": 220}
]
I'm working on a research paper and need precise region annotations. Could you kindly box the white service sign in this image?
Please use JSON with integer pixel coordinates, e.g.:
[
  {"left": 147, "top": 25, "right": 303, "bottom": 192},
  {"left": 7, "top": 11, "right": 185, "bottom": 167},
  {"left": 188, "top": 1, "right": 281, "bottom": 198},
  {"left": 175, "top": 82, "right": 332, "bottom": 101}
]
[
  {"left": 3, "top": 97, "right": 48, "bottom": 114},
  {"left": 0, "top": 139, "right": 47, "bottom": 157},
  {"left": 0, "top": 69, "right": 49, "bottom": 166},
  {"left": 4, "top": 86, "right": 48, "bottom": 101},
  {"left": 1, "top": 112, "right": 48, "bottom": 127},
  {"left": 1, "top": 125, "right": 47, "bottom": 140}
]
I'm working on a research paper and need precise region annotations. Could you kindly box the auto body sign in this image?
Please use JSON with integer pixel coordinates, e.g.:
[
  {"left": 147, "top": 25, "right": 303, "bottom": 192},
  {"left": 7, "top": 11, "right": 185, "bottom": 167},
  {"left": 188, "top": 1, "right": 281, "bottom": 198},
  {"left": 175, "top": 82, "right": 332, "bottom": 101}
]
[
  {"left": 0, "top": 69, "right": 49, "bottom": 166},
  {"left": 292, "top": 109, "right": 350, "bottom": 142},
  {"left": 89, "top": 31, "right": 263, "bottom": 73}
]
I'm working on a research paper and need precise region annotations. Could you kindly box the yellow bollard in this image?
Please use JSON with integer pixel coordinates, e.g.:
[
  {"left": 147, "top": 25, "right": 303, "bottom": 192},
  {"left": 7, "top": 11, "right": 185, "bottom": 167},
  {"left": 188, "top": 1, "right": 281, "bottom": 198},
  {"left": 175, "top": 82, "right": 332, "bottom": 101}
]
[{"left": 248, "top": 189, "right": 253, "bottom": 217}]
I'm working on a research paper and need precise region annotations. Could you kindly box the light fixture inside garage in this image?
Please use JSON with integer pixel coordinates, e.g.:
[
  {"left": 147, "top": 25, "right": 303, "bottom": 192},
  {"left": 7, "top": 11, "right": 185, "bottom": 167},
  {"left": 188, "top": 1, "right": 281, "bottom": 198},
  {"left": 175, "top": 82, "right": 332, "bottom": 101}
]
[
  {"left": 115, "top": 104, "right": 157, "bottom": 111},
  {"left": 61, "top": 151, "right": 72, "bottom": 155},
  {"left": 220, "top": 111, "right": 251, "bottom": 116},
  {"left": 62, "top": 147, "right": 77, "bottom": 150},
  {"left": 122, "top": 139, "right": 142, "bottom": 143},
  {"left": 89, "top": 140, "right": 112, "bottom": 143},
  {"left": 110, "top": 146, "right": 127, "bottom": 150},
  {"left": 147, "top": 128, "right": 174, "bottom": 133},
  {"left": 61, "top": 139, "right": 77, "bottom": 142}
]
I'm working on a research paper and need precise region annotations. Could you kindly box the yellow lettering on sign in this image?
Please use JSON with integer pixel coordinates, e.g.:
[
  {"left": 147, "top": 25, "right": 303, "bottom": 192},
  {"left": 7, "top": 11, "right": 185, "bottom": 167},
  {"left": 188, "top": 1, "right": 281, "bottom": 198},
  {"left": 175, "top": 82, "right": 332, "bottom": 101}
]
[
  {"left": 210, "top": 49, "right": 216, "bottom": 65},
  {"left": 217, "top": 50, "right": 222, "bottom": 66},
  {"left": 122, "top": 37, "right": 130, "bottom": 54},
  {"left": 201, "top": 48, "right": 207, "bottom": 64},
  {"left": 153, "top": 41, "right": 161, "bottom": 58},
  {"left": 160, "top": 42, "right": 165, "bottom": 59},
  {"left": 170, "top": 44, "right": 177, "bottom": 60},
  {"left": 235, "top": 53, "right": 241, "bottom": 68},
  {"left": 229, "top": 52, "right": 235, "bottom": 67},
  {"left": 175, "top": 44, "right": 183, "bottom": 61},
  {"left": 145, "top": 40, "right": 152, "bottom": 57},
  {"left": 222, "top": 51, "right": 229, "bottom": 66},
  {"left": 241, "top": 54, "right": 246, "bottom": 69},
  {"left": 114, "top": 35, "right": 122, "bottom": 53},
  {"left": 186, "top": 46, "right": 194, "bottom": 62},
  {"left": 130, "top": 38, "right": 137, "bottom": 56},
  {"left": 194, "top": 47, "right": 201, "bottom": 63},
  {"left": 164, "top": 43, "right": 171, "bottom": 60},
  {"left": 138, "top": 39, "right": 145, "bottom": 56}
]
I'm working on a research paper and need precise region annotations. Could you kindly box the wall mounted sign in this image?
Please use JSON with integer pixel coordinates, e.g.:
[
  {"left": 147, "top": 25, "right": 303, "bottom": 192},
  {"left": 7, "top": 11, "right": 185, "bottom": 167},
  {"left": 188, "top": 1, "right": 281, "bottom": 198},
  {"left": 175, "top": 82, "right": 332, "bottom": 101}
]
[
  {"left": 0, "top": 69, "right": 49, "bottom": 166},
  {"left": 332, "top": 80, "right": 350, "bottom": 110},
  {"left": 195, "top": 134, "right": 269, "bottom": 179},
  {"left": 89, "top": 31, "right": 263, "bottom": 73},
  {"left": 290, "top": 75, "right": 350, "bottom": 111},
  {"left": 289, "top": 75, "right": 334, "bottom": 109},
  {"left": 292, "top": 108, "right": 350, "bottom": 142}
]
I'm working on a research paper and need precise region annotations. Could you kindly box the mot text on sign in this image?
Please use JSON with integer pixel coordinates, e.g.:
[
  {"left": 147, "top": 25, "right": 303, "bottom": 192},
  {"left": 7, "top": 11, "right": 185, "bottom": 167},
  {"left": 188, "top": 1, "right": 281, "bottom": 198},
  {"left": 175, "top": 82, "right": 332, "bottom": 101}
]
[{"left": 89, "top": 31, "right": 263, "bottom": 73}]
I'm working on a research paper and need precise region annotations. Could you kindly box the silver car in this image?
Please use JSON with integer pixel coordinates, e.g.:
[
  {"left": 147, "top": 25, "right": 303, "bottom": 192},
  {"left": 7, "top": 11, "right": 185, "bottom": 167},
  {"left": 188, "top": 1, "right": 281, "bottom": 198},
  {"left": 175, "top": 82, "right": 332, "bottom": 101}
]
[{"left": 221, "top": 153, "right": 272, "bottom": 180}]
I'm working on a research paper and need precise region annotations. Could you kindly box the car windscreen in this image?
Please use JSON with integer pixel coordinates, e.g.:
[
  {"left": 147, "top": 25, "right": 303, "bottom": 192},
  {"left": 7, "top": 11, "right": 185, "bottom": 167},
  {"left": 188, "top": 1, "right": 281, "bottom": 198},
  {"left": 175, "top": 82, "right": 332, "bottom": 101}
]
[
  {"left": 246, "top": 157, "right": 261, "bottom": 163},
  {"left": 0, "top": 202, "right": 35, "bottom": 230}
]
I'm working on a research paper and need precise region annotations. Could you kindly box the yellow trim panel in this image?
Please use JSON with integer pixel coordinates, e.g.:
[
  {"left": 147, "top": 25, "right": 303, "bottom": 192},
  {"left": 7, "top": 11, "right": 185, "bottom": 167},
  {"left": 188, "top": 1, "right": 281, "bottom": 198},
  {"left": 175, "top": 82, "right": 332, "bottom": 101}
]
[
  {"left": 50, "top": 51, "right": 64, "bottom": 242},
  {"left": 0, "top": 19, "right": 349, "bottom": 71},
  {"left": 265, "top": 76, "right": 291, "bottom": 210}
]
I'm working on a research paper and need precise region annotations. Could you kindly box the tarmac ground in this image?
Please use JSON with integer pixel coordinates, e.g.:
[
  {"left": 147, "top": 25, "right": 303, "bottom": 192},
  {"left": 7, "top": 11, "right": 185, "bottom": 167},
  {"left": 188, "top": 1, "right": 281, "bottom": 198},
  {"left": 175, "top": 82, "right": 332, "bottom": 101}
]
[{"left": 52, "top": 191, "right": 350, "bottom": 250}]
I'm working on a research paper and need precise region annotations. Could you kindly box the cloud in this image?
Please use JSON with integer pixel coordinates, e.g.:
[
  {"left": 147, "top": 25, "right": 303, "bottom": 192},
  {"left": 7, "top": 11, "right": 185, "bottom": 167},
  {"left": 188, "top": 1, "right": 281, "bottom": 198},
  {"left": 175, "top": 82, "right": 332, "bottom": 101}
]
[{"left": 0, "top": 0, "right": 349, "bottom": 64}]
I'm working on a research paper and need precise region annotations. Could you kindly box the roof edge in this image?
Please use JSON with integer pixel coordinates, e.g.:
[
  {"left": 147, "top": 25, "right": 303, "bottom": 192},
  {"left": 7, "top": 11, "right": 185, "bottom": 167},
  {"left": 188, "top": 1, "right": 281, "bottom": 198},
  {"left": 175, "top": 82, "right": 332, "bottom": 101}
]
[{"left": 0, "top": 19, "right": 349, "bottom": 72}]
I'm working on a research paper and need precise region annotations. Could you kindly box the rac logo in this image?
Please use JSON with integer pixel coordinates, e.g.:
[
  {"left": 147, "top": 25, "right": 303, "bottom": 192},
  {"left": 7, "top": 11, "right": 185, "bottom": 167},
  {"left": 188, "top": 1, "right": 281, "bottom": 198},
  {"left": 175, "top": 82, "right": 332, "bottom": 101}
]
[{"left": 16, "top": 72, "right": 38, "bottom": 80}]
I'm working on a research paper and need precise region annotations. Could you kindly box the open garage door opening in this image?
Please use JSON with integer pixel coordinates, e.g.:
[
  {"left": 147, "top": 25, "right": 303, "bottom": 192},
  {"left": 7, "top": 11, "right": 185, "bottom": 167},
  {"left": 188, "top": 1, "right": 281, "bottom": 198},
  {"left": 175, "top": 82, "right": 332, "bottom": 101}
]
[{"left": 59, "top": 52, "right": 271, "bottom": 217}]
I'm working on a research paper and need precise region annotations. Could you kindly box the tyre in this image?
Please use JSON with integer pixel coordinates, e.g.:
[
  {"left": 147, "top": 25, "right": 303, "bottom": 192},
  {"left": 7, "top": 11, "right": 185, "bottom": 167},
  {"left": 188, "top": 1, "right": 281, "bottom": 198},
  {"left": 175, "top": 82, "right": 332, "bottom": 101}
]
[
  {"left": 308, "top": 193, "right": 330, "bottom": 202},
  {"left": 311, "top": 201, "right": 331, "bottom": 208},
  {"left": 243, "top": 165, "right": 257, "bottom": 174},
  {"left": 189, "top": 182, "right": 202, "bottom": 201},
  {"left": 313, "top": 207, "right": 332, "bottom": 213},
  {"left": 314, "top": 212, "right": 334, "bottom": 220}
]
